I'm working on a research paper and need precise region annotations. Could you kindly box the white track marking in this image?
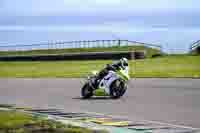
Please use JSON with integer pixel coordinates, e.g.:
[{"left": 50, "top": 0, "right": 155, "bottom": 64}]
[
  {"left": 82, "top": 110, "right": 200, "bottom": 130},
  {"left": 1, "top": 106, "right": 199, "bottom": 130}
]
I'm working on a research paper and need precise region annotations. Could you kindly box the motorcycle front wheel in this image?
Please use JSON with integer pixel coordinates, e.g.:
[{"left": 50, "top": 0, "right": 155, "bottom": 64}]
[{"left": 110, "top": 79, "right": 127, "bottom": 99}]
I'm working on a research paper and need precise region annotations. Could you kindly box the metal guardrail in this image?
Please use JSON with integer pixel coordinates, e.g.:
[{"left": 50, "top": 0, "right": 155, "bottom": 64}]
[
  {"left": 0, "top": 40, "right": 162, "bottom": 52},
  {"left": 190, "top": 40, "right": 200, "bottom": 51},
  {"left": 0, "top": 51, "right": 146, "bottom": 61}
]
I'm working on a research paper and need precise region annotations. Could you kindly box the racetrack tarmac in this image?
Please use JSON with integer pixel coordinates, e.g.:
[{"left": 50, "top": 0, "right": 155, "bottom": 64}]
[{"left": 0, "top": 78, "right": 200, "bottom": 128}]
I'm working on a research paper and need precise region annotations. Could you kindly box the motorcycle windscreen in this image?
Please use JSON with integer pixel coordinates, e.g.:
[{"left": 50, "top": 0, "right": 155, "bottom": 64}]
[{"left": 117, "top": 69, "right": 130, "bottom": 81}]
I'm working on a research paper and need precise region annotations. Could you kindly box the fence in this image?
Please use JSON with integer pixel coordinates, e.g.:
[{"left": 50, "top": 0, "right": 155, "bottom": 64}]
[{"left": 0, "top": 39, "right": 162, "bottom": 52}]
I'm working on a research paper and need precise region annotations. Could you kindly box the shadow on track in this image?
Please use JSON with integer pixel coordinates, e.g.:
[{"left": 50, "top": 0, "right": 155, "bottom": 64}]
[{"left": 72, "top": 96, "right": 117, "bottom": 100}]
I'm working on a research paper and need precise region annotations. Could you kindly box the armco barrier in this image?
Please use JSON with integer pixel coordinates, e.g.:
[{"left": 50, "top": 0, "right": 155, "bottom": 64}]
[
  {"left": 196, "top": 46, "right": 200, "bottom": 54},
  {"left": 0, "top": 51, "right": 145, "bottom": 61}
]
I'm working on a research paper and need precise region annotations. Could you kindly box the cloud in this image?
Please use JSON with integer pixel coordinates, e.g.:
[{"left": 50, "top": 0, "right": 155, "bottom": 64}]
[
  {"left": 0, "top": 0, "right": 199, "bottom": 16},
  {"left": 0, "top": 24, "right": 170, "bottom": 33}
]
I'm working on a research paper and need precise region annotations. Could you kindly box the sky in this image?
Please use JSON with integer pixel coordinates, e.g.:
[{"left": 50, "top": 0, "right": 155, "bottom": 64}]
[{"left": 0, "top": 0, "right": 200, "bottom": 53}]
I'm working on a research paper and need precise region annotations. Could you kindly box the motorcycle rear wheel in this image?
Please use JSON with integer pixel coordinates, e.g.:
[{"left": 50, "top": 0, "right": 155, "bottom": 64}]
[{"left": 81, "top": 83, "right": 93, "bottom": 99}]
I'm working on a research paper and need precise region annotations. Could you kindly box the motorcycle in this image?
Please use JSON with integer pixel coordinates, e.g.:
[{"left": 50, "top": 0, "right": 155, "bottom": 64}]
[{"left": 81, "top": 65, "right": 130, "bottom": 99}]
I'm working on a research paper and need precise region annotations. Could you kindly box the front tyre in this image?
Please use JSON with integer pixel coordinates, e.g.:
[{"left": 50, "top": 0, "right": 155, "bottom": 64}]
[
  {"left": 81, "top": 83, "right": 93, "bottom": 99},
  {"left": 110, "top": 79, "right": 127, "bottom": 99}
]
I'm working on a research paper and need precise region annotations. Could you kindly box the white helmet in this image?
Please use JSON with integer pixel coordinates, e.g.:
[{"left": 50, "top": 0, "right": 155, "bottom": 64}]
[{"left": 120, "top": 57, "right": 128, "bottom": 68}]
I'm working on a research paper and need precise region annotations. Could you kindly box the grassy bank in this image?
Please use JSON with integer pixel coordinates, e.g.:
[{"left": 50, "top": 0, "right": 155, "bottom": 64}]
[
  {"left": 0, "top": 55, "right": 199, "bottom": 78},
  {"left": 0, "top": 110, "right": 107, "bottom": 133},
  {"left": 0, "top": 45, "right": 160, "bottom": 58},
  {"left": 134, "top": 55, "right": 200, "bottom": 78}
]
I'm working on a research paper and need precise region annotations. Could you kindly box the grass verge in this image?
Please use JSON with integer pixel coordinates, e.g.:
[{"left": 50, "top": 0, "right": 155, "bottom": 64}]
[
  {"left": 0, "top": 110, "right": 108, "bottom": 133},
  {"left": 0, "top": 55, "right": 199, "bottom": 78}
]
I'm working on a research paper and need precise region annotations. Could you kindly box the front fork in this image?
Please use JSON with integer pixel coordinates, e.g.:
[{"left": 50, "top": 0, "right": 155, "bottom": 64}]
[{"left": 88, "top": 77, "right": 97, "bottom": 91}]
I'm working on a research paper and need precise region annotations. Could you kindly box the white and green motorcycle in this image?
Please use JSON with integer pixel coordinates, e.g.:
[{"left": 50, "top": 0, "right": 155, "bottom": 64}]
[{"left": 81, "top": 65, "right": 130, "bottom": 99}]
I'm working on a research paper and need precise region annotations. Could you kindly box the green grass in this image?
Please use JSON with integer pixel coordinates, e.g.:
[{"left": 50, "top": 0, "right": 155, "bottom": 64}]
[
  {"left": 0, "top": 60, "right": 111, "bottom": 78},
  {"left": 0, "top": 55, "right": 199, "bottom": 78},
  {"left": 0, "top": 111, "right": 33, "bottom": 130},
  {"left": 0, "top": 111, "right": 108, "bottom": 133},
  {"left": 0, "top": 45, "right": 160, "bottom": 58},
  {"left": 133, "top": 55, "right": 200, "bottom": 78}
]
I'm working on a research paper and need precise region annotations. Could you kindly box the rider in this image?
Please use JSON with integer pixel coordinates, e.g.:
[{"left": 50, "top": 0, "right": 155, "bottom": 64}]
[{"left": 93, "top": 57, "right": 128, "bottom": 87}]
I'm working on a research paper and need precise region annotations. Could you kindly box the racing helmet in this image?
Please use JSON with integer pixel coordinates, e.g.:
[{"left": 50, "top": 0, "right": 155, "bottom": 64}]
[{"left": 120, "top": 57, "right": 128, "bottom": 68}]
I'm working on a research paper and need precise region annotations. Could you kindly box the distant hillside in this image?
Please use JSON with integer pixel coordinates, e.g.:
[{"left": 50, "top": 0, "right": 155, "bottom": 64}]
[{"left": 0, "top": 45, "right": 161, "bottom": 58}]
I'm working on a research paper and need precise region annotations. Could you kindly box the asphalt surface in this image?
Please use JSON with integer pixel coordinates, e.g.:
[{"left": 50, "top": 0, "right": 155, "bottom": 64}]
[{"left": 0, "top": 78, "right": 200, "bottom": 128}]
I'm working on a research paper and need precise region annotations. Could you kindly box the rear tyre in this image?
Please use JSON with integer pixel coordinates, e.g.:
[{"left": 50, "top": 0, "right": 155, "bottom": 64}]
[
  {"left": 81, "top": 83, "right": 93, "bottom": 99},
  {"left": 110, "top": 79, "right": 127, "bottom": 99}
]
